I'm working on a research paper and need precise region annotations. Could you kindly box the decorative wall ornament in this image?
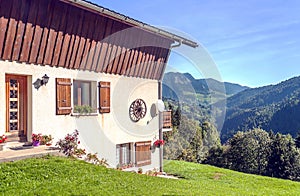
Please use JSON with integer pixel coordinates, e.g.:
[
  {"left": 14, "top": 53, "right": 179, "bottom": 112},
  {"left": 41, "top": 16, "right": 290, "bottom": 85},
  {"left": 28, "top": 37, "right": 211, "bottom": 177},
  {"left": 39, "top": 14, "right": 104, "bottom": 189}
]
[{"left": 129, "top": 99, "right": 147, "bottom": 122}]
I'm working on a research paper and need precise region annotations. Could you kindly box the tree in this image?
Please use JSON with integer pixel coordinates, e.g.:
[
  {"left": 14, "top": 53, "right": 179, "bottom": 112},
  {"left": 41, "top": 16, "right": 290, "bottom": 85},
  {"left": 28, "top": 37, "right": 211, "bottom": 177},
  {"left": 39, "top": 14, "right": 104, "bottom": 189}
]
[
  {"left": 164, "top": 116, "right": 205, "bottom": 163},
  {"left": 204, "top": 145, "right": 226, "bottom": 167},
  {"left": 267, "top": 133, "right": 300, "bottom": 180},
  {"left": 172, "top": 106, "right": 181, "bottom": 127},
  {"left": 225, "top": 129, "right": 271, "bottom": 175},
  {"left": 295, "top": 132, "right": 300, "bottom": 148},
  {"left": 201, "top": 121, "right": 220, "bottom": 150}
]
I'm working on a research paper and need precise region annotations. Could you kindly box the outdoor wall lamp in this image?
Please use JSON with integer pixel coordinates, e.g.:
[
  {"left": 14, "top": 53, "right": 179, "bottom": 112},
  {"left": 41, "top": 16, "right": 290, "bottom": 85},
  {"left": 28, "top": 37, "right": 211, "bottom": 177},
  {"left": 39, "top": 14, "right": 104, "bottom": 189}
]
[{"left": 33, "top": 74, "right": 49, "bottom": 90}]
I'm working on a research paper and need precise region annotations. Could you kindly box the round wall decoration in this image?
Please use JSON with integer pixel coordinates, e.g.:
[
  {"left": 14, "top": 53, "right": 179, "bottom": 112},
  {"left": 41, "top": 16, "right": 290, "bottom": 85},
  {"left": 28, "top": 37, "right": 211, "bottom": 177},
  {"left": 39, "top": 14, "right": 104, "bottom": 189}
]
[{"left": 129, "top": 99, "right": 147, "bottom": 122}]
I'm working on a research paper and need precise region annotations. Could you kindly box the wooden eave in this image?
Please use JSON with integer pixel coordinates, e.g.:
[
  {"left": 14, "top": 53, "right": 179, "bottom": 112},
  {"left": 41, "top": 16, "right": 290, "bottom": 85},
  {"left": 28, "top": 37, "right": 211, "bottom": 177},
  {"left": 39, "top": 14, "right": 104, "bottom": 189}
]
[
  {"left": 0, "top": 0, "right": 179, "bottom": 80},
  {"left": 61, "top": 0, "right": 198, "bottom": 48}
]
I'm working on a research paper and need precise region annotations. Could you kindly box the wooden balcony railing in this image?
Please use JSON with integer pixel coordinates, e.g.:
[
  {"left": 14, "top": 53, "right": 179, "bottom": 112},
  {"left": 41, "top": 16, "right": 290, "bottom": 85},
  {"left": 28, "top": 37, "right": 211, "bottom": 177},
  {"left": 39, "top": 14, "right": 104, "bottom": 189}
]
[{"left": 163, "top": 111, "right": 172, "bottom": 129}]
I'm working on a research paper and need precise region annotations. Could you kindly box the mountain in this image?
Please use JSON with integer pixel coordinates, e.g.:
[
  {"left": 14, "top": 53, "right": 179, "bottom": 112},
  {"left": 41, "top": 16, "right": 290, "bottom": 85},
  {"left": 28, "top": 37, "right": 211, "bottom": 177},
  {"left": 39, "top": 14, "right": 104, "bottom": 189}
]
[
  {"left": 221, "top": 76, "right": 300, "bottom": 142},
  {"left": 162, "top": 72, "right": 249, "bottom": 103},
  {"left": 162, "top": 72, "right": 300, "bottom": 143}
]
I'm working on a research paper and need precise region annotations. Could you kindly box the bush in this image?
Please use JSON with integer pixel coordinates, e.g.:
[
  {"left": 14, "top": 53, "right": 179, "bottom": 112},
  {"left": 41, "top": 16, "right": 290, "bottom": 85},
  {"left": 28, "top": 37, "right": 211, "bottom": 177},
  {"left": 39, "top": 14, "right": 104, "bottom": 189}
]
[
  {"left": 56, "top": 130, "right": 108, "bottom": 167},
  {"left": 56, "top": 130, "right": 85, "bottom": 157}
]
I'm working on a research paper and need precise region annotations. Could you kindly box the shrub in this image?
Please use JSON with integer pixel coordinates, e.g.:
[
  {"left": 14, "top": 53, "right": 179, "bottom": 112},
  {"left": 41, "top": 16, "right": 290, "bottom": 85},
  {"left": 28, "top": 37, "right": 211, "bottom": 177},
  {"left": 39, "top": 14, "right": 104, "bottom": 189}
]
[
  {"left": 85, "top": 153, "right": 108, "bottom": 167},
  {"left": 56, "top": 130, "right": 83, "bottom": 157},
  {"left": 56, "top": 130, "right": 108, "bottom": 167}
]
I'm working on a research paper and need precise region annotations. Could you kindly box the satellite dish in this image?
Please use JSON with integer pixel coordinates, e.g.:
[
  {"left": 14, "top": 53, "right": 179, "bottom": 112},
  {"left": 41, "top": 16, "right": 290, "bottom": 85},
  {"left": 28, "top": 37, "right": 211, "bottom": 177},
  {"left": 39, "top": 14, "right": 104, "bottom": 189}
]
[{"left": 156, "top": 99, "right": 165, "bottom": 112}]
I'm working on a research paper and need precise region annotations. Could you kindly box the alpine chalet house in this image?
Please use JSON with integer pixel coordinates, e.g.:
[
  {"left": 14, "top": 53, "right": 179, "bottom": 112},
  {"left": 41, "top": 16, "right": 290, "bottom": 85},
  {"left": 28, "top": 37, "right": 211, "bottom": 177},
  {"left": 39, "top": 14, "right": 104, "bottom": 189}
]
[{"left": 0, "top": 0, "right": 197, "bottom": 170}]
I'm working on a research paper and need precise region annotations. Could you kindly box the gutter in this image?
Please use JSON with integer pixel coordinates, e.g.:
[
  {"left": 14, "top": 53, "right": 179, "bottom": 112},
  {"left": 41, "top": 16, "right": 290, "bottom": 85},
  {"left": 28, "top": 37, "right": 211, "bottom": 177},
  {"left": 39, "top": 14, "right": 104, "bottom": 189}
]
[
  {"left": 158, "top": 80, "right": 163, "bottom": 172},
  {"left": 61, "top": 0, "right": 198, "bottom": 48},
  {"left": 158, "top": 40, "right": 182, "bottom": 172}
]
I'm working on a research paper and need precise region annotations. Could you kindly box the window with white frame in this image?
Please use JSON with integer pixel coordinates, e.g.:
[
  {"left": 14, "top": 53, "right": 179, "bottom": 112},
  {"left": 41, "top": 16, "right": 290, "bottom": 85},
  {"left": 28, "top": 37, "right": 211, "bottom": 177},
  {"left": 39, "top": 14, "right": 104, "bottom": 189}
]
[
  {"left": 116, "top": 143, "right": 132, "bottom": 167},
  {"left": 73, "top": 80, "right": 97, "bottom": 113}
]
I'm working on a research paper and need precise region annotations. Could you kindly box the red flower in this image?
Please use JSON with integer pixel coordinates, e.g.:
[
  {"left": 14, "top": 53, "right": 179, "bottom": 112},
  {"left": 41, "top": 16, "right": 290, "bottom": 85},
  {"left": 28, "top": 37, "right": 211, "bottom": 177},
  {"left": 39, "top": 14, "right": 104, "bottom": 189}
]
[
  {"left": 32, "top": 133, "right": 42, "bottom": 142},
  {"left": 154, "top": 139, "right": 165, "bottom": 147},
  {"left": 0, "top": 135, "right": 6, "bottom": 143},
  {"left": 78, "top": 141, "right": 80, "bottom": 144}
]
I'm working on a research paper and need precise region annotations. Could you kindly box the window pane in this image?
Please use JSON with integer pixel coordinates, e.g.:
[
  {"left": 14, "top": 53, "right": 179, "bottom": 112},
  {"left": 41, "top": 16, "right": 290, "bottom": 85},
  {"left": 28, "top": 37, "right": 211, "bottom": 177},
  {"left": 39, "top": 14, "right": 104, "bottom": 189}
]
[
  {"left": 116, "top": 143, "right": 132, "bottom": 166},
  {"left": 91, "top": 82, "right": 97, "bottom": 110},
  {"left": 73, "top": 81, "right": 79, "bottom": 105},
  {"left": 81, "top": 82, "right": 90, "bottom": 106},
  {"left": 73, "top": 80, "right": 97, "bottom": 113}
]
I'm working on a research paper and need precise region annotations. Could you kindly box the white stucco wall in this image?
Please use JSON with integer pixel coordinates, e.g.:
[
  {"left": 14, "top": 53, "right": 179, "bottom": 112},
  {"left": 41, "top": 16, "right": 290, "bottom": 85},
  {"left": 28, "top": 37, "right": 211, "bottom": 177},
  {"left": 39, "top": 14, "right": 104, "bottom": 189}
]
[{"left": 0, "top": 60, "right": 161, "bottom": 170}]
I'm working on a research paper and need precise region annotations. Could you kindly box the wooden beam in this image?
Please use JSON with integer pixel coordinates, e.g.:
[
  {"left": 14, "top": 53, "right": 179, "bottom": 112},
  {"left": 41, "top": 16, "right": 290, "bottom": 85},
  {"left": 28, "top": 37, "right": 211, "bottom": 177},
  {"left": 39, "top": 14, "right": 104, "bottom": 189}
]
[
  {"left": 51, "top": 2, "right": 68, "bottom": 66},
  {"left": 12, "top": 0, "right": 28, "bottom": 61},
  {"left": 0, "top": 0, "right": 13, "bottom": 58},
  {"left": 74, "top": 11, "right": 90, "bottom": 70},
  {"left": 43, "top": 1, "right": 62, "bottom": 66},
  {"left": 96, "top": 19, "right": 113, "bottom": 72},
  {"left": 57, "top": 4, "right": 75, "bottom": 68},
  {"left": 91, "top": 17, "right": 107, "bottom": 71},
  {"left": 85, "top": 15, "right": 101, "bottom": 71},
  {"left": 68, "top": 9, "right": 85, "bottom": 69},
  {"left": 80, "top": 12, "right": 96, "bottom": 70},
  {"left": 20, "top": 0, "right": 39, "bottom": 62},
  {"left": 37, "top": 0, "right": 55, "bottom": 65},
  {"left": 2, "top": 0, "right": 20, "bottom": 60}
]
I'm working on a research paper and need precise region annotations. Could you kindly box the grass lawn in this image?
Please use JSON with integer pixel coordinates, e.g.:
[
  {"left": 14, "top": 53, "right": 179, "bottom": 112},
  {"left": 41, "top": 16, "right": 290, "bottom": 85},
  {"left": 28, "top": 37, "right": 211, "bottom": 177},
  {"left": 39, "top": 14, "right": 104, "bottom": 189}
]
[{"left": 0, "top": 156, "right": 299, "bottom": 195}]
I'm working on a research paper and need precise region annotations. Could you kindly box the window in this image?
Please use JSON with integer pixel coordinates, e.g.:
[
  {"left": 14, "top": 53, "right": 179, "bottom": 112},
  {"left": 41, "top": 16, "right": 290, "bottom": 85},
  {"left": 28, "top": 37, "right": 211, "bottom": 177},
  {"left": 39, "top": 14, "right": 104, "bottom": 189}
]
[
  {"left": 135, "top": 141, "right": 151, "bottom": 167},
  {"left": 116, "top": 143, "right": 132, "bottom": 166},
  {"left": 73, "top": 80, "right": 97, "bottom": 113}
]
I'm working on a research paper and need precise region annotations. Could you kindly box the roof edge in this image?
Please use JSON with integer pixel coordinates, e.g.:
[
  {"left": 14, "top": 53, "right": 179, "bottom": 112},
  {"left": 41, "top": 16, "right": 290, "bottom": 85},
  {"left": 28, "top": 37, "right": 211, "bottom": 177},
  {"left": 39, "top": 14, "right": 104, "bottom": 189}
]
[{"left": 61, "top": 0, "right": 198, "bottom": 48}]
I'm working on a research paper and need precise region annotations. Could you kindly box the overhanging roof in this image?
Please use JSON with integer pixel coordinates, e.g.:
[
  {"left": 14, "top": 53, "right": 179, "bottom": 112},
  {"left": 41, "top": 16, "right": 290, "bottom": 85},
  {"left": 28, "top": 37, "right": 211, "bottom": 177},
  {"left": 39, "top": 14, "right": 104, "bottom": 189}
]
[{"left": 61, "top": 0, "right": 199, "bottom": 48}]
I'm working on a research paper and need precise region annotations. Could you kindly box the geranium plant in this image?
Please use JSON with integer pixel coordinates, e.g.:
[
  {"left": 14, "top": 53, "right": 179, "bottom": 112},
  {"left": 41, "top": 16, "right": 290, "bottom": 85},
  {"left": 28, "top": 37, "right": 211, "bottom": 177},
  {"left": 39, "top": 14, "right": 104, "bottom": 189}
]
[
  {"left": 153, "top": 139, "right": 165, "bottom": 147},
  {"left": 32, "top": 133, "right": 42, "bottom": 142},
  {"left": 41, "top": 134, "right": 53, "bottom": 145},
  {"left": 0, "top": 134, "right": 7, "bottom": 143}
]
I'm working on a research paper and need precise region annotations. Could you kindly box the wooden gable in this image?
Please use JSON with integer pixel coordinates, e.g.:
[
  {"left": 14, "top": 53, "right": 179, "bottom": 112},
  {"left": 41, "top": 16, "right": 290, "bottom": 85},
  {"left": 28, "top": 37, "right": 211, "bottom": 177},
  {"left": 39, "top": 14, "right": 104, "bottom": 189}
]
[{"left": 0, "top": 0, "right": 173, "bottom": 80}]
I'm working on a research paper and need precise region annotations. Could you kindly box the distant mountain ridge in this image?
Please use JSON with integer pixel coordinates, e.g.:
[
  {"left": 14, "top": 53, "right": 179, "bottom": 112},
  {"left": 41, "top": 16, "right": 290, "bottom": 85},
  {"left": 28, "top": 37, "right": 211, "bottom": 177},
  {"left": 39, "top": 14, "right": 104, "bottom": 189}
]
[
  {"left": 162, "top": 72, "right": 300, "bottom": 143},
  {"left": 162, "top": 72, "right": 249, "bottom": 102},
  {"left": 221, "top": 76, "right": 300, "bottom": 142}
]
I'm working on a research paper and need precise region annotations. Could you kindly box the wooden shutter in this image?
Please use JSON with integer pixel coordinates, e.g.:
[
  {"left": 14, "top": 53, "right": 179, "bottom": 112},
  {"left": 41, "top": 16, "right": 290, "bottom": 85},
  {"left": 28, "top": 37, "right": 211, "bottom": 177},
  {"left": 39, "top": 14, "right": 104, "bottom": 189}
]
[
  {"left": 99, "top": 81, "right": 110, "bottom": 113},
  {"left": 135, "top": 141, "right": 151, "bottom": 167},
  {"left": 56, "top": 78, "right": 72, "bottom": 115}
]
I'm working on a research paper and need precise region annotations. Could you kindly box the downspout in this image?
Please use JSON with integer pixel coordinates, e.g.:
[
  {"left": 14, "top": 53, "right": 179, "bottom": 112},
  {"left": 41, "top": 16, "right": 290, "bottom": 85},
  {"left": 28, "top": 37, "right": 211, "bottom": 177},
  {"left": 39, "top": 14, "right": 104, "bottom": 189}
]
[{"left": 159, "top": 40, "right": 182, "bottom": 172}]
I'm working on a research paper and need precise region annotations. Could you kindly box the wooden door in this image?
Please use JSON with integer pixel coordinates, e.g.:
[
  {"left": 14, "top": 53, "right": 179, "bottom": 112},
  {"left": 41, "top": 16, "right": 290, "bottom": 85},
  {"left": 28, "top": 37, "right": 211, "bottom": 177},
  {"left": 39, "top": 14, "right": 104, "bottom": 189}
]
[{"left": 5, "top": 75, "right": 27, "bottom": 138}]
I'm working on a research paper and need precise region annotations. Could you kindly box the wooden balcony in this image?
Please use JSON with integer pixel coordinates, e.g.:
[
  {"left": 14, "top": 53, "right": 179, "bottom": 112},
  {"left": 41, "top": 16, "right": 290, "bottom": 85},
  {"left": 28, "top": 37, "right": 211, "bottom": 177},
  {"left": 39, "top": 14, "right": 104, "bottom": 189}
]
[{"left": 163, "top": 111, "right": 172, "bottom": 130}]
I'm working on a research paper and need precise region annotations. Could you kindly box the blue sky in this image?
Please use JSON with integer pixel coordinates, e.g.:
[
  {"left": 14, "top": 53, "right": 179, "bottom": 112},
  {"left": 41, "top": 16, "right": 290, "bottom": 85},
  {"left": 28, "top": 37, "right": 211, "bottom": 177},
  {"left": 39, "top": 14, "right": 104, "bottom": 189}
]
[{"left": 93, "top": 0, "right": 300, "bottom": 87}]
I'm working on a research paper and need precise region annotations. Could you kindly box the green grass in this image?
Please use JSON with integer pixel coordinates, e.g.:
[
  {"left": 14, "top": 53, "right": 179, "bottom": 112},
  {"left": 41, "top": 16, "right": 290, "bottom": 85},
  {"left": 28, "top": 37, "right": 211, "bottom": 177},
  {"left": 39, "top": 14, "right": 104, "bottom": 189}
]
[{"left": 0, "top": 156, "right": 299, "bottom": 195}]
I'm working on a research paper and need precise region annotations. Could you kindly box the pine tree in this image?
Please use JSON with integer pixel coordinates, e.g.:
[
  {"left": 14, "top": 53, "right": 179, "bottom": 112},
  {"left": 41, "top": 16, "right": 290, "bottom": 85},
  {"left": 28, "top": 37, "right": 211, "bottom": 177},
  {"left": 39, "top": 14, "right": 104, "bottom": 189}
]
[
  {"left": 295, "top": 132, "right": 300, "bottom": 148},
  {"left": 172, "top": 106, "right": 181, "bottom": 127}
]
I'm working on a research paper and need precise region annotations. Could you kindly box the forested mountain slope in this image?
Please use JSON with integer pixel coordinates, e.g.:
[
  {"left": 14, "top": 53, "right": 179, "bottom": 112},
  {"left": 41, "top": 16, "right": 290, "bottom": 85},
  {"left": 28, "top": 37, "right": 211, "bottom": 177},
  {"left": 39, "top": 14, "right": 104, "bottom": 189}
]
[
  {"left": 221, "top": 76, "right": 300, "bottom": 142},
  {"left": 162, "top": 72, "right": 248, "bottom": 103}
]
